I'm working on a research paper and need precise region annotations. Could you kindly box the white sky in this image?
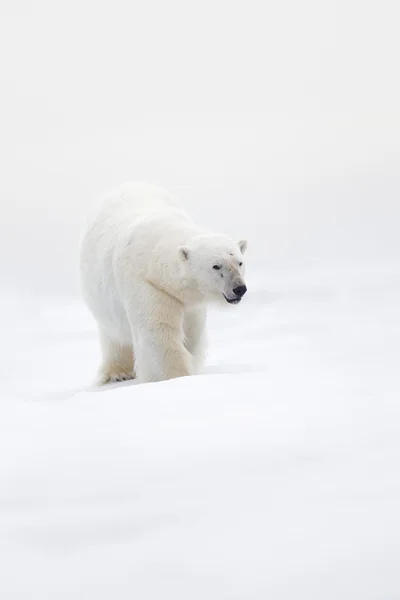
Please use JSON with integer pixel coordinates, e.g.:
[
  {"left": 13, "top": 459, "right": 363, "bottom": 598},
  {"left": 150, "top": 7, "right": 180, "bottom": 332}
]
[{"left": 1, "top": 0, "right": 399, "bottom": 293}]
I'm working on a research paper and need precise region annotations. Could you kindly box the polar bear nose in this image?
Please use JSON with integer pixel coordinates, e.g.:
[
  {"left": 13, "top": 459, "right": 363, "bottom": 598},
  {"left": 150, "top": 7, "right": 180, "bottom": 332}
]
[{"left": 233, "top": 285, "right": 247, "bottom": 297}]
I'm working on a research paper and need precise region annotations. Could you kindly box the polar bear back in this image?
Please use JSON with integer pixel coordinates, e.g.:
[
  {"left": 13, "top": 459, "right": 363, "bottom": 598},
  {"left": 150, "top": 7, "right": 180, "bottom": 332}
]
[
  {"left": 81, "top": 181, "right": 194, "bottom": 288},
  {"left": 80, "top": 183, "right": 198, "bottom": 333}
]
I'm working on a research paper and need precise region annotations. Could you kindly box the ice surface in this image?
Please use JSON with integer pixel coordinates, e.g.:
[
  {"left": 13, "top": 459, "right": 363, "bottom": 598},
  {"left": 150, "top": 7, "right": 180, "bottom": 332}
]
[{"left": 1, "top": 263, "right": 399, "bottom": 599}]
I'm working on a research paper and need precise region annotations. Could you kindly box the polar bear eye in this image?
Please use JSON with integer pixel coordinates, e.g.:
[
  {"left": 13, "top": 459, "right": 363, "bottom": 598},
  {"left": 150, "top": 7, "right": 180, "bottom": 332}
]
[
  {"left": 239, "top": 262, "right": 243, "bottom": 267},
  {"left": 213, "top": 265, "right": 221, "bottom": 270}
]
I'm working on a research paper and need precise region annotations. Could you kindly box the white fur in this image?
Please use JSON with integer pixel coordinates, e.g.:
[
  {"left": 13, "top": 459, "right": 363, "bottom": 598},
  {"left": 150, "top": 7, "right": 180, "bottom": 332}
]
[{"left": 80, "top": 182, "right": 248, "bottom": 384}]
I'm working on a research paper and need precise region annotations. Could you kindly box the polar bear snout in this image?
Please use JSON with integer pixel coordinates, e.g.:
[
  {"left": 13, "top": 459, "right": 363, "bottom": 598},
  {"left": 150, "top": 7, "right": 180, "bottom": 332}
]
[
  {"left": 223, "top": 283, "right": 247, "bottom": 304},
  {"left": 233, "top": 285, "right": 247, "bottom": 298}
]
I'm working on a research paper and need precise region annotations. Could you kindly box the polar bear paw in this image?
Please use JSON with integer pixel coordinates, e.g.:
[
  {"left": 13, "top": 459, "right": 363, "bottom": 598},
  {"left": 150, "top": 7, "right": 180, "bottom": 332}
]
[{"left": 94, "top": 368, "right": 135, "bottom": 386}]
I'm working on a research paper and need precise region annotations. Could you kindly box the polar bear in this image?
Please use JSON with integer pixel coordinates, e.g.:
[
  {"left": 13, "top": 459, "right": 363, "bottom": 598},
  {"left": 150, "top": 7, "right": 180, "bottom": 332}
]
[{"left": 80, "top": 182, "right": 248, "bottom": 385}]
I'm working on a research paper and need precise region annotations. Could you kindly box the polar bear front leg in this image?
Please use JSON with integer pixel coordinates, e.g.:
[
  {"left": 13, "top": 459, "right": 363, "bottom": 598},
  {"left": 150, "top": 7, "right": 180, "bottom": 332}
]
[
  {"left": 127, "top": 283, "right": 193, "bottom": 383},
  {"left": 184, "top": 306, "right": 207, "bottom": 374}
]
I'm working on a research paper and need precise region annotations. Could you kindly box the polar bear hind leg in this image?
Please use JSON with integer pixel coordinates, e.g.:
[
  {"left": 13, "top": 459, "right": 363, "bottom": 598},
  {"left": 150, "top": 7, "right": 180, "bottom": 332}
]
[{"left": 94, "top": 328, "right": 135, "bottom": 385}]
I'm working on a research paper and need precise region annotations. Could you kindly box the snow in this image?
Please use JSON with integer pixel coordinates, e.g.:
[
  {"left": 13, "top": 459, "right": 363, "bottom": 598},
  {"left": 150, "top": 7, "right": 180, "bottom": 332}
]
[{"left": 1, "top": 262, "right": 399, "bottom": 599}]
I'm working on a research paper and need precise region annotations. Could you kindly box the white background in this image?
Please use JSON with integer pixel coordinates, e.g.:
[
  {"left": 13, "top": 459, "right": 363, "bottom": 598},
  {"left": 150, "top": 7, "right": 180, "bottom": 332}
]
[{"left": 1, "top": 1, "right": 399, "bottom": 598}]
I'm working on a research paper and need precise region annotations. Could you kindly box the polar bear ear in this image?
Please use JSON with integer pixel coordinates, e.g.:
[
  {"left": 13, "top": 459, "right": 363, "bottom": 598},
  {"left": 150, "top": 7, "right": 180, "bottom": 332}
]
[
  {"left": 178, "top": 246, "right": 190, "bottom": 261},
  {"left": 238, "top": 240, "right": 248, "bottom": 254}
]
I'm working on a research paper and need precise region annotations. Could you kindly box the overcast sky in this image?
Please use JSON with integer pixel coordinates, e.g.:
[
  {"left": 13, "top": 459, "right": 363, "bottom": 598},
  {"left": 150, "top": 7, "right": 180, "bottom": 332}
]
[{"left": 1, "top": 0, "right": 399, "bottom": 293}]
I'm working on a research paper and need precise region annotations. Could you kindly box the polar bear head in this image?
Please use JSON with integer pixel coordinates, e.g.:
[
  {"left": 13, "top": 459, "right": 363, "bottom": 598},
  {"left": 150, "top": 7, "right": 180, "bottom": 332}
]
[{"left": 178, "top": 234, "right": 248, "bottom": 304}]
